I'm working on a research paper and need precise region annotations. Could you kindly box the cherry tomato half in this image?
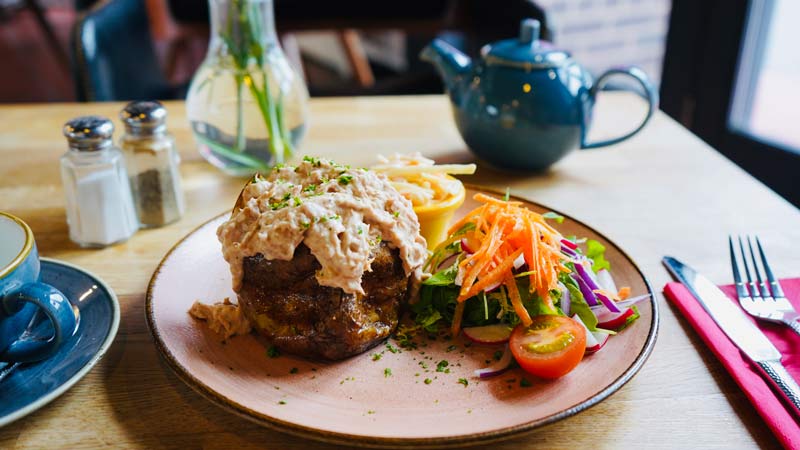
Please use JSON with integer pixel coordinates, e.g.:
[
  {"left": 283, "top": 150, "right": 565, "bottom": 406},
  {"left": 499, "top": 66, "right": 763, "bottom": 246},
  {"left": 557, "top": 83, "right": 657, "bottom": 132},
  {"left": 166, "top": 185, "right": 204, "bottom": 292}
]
[{"left": 509, "top": 315, "right": 587, "bottom": 379}]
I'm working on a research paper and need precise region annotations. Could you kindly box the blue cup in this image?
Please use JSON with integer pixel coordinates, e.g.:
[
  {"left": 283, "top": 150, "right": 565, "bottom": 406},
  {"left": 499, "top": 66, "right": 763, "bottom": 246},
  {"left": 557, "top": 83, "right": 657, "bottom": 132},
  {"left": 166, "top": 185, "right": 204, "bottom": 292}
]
[{"left": 0, "top": 212, "right": 76, "bottom": 363}]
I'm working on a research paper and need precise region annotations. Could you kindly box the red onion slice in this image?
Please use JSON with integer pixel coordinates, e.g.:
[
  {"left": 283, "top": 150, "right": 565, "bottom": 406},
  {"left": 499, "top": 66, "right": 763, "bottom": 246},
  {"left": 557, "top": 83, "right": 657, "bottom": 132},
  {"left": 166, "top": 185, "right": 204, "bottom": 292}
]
[
  {"left": 596, "top": 269, "right": 618, "bottom": 294},
  {"left": 590, "top": 293, "right": 650, "bottom": 315},
  {"left": 436, "top": 253, "right": 459, "bottom": 272},
  {"left": 474, "top": 345, "right": 513, "bottom": 378}
]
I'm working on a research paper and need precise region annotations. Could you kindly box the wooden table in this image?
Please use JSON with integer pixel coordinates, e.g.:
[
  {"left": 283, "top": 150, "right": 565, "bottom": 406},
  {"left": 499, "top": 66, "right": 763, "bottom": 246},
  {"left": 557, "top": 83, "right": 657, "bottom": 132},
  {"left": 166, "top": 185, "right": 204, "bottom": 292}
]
[{"left": 1, "top": 94, "right": 798, "bottom": 449}]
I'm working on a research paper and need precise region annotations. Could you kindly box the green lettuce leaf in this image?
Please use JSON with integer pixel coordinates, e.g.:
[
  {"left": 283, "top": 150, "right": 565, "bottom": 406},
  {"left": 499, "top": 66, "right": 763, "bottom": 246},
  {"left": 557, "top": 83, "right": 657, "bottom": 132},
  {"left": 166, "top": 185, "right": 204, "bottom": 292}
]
[
  {"left": 423, "top": 263, "right": 459, "bottom": 286},
  {"left": 462, "top": 293, "right": 502, "bottom": 327},
  {"left": 585, "top": 239, "right": 611, "bottom": 273},
  {"left": 615, "top": 305, "right": 641, "bottom": 332},
  {"left": 413, "top": 283, "right": 459, "bottom": 332}
]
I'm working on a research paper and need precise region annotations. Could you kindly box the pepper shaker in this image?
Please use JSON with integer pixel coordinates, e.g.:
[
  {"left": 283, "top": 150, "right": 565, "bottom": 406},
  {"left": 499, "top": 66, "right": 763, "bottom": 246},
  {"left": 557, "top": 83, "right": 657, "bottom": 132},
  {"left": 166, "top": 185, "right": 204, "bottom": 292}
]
[
  {"left": 60, "top": 116, "right": 139, "bottom": 247},
  {"left": 119, "top": 101, "right": 185, "bottom": 228}
]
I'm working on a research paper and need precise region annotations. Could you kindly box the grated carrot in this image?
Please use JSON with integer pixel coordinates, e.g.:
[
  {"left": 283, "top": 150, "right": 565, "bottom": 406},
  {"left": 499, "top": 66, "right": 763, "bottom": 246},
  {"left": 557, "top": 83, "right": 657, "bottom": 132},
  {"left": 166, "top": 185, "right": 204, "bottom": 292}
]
[
  {"left": 451, "top": 302, "right": 465, "bottom": 337},
  {"left": 432, "top": 193, "right": 570, "bottom": 333},
  {"left": 617, "top": 286, "right": 631, "bottom": 300},
  {"left": 505, "top": 275, "right": 532, "bottom": 326}
]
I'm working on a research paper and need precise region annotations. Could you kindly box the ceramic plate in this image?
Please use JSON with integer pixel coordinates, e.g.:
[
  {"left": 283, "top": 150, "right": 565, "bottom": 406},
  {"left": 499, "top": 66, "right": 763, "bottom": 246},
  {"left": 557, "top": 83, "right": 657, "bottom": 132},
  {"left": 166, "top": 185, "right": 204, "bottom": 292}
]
[
  {"left": 146, "top": 187, "right": 658, "bottom": 448},
  {"left": 0, "top": 258, "right": 120, "bottom": 426}
]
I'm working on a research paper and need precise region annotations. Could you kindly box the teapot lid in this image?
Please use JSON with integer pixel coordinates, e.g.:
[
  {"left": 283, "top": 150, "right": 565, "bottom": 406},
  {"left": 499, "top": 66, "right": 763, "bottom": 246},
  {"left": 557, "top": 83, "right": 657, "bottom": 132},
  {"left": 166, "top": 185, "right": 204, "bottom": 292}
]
[{"left": 484, "top": 19, "right": 569, "bottom": 68}]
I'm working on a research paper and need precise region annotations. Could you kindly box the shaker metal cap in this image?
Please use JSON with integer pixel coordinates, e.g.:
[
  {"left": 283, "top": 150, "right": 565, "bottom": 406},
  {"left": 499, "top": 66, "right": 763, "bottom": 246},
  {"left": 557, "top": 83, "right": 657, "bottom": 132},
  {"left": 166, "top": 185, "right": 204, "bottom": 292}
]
[
  {"left": 63, "top": 115, "right": 114, "bottom": 150},
  {"left": 120, "top": 100, "right": 167, "bottom": 134}
]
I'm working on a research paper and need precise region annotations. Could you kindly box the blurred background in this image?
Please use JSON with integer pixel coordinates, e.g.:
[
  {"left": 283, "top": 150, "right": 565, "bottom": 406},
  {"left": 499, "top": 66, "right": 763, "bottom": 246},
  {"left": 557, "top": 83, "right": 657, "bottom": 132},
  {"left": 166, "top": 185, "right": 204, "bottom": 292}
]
[{"left": 0, "top": 0, "right": 798, "bottom": 205}]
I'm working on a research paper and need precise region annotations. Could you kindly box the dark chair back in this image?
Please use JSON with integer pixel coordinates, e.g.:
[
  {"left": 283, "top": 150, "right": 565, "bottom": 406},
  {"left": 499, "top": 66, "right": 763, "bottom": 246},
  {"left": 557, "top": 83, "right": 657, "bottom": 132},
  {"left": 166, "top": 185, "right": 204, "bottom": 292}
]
[{"left": 71, "top": 0, "right": 181, "bottom": 101}]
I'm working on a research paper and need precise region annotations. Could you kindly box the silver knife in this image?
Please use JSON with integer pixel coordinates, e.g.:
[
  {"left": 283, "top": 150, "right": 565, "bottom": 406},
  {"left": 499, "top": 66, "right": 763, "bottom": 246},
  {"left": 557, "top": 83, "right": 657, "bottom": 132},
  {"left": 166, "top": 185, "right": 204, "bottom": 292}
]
[{"left": 663, "top": 256, "right": 800, "bottom": 419}]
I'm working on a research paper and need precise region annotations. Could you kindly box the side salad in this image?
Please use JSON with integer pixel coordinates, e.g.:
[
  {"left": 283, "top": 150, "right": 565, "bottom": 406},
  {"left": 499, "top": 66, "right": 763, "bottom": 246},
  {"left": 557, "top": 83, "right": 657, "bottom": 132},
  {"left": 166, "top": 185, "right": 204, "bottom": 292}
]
[{"left": 411, "top": 193, "right": 650, "bottom": 380}]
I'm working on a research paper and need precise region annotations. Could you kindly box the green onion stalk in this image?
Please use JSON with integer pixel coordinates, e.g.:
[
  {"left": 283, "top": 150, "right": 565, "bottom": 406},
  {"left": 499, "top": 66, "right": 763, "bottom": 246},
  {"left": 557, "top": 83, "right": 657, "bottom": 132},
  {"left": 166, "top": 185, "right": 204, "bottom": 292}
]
[{"left": 219, "top": 0, "right": 293, "bottom": 166}]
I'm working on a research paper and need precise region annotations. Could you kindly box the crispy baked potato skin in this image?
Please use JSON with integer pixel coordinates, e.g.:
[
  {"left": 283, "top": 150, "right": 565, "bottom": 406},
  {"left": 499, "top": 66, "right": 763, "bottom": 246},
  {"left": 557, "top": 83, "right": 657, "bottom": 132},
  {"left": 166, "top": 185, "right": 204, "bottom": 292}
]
[{"left": 237, "top": 243, "right": 409, "bottom": 360}]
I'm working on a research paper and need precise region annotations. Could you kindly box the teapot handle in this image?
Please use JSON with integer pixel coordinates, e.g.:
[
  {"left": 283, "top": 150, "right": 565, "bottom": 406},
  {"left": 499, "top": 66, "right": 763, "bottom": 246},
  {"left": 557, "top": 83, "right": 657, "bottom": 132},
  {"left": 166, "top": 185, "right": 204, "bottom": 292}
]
[{"left": 581, "top": 66, "right": 658, "bottom": 149}]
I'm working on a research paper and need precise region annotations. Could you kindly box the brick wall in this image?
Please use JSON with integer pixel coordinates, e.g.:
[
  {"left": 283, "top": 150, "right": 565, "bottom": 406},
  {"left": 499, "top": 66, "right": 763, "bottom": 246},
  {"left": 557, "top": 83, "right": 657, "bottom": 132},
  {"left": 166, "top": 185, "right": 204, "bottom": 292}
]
[{"left": 536, "top": 0, "right": 672, "bottom": 85}]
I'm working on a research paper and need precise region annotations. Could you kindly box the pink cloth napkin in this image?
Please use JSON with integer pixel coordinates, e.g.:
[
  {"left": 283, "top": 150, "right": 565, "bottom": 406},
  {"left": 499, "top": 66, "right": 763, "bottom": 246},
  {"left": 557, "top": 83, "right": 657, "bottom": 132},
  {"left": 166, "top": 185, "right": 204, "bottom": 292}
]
[{"left": 664, "top": 278, "right": 800, "bottom": 449}]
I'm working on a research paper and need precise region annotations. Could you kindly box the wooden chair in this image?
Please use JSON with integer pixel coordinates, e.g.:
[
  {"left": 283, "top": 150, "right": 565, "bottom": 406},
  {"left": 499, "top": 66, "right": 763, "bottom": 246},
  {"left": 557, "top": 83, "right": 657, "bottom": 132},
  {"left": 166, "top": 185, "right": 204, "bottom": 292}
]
[{"left": 165, "top": 0, "right": 550, "bottom": 96}]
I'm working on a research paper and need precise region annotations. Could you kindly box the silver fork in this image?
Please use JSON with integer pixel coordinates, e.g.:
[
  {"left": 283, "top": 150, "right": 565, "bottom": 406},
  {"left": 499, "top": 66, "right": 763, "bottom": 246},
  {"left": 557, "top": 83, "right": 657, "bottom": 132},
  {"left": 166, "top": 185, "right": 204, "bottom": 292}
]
[{"left": 729, "top": 236, "right": 800, "bottom": 336}]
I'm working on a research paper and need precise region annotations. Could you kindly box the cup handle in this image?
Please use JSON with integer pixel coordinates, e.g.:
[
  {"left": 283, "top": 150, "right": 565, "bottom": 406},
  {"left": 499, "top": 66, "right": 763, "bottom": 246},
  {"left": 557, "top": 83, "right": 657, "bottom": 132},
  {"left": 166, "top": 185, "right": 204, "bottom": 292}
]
[
  {"left": 1, "top": 282, "right": 76, "bottom": 363},
  {"left": 581, "top": 66, "right": 659, "bottom": 149}
]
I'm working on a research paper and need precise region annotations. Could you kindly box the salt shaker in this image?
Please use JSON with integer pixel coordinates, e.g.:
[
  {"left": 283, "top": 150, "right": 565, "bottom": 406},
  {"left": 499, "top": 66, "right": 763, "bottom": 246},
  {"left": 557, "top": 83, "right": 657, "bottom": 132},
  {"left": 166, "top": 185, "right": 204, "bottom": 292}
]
[
  {"left": 119, "top": 101, "right": 185, "bottom": 228},
  {"left": 60, "top": 116, "right": 139, "bottom": 247}
]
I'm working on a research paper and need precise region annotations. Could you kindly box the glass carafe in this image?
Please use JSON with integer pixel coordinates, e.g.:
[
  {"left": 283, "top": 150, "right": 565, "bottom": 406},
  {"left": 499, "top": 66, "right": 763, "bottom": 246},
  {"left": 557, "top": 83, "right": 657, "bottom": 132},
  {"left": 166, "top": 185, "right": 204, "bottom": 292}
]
[{"left": 186, "top": 0, "right": 309, "bottom": 176}]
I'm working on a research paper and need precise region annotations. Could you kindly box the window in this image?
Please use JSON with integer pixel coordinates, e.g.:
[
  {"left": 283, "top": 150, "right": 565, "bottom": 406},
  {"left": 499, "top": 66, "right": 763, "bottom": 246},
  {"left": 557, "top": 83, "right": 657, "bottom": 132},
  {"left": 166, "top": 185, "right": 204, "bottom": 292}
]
[{"left": 729, "top": 0, "right": 800, "bottom": 153}]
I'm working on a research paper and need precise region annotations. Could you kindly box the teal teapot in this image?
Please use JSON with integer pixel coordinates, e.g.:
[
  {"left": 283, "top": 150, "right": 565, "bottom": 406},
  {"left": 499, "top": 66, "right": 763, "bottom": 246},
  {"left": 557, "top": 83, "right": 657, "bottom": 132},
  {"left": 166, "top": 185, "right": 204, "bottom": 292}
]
[{"left": 421, "top": 19, "right": 658, "bottom": 170}]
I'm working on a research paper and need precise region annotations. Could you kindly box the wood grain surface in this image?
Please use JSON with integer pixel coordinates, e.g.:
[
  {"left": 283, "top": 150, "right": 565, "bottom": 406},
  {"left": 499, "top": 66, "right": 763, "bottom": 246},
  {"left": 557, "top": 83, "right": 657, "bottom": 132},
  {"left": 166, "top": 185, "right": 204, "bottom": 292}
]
[{"left": 1, "top": 94, "right": 798, "bottom": 449}]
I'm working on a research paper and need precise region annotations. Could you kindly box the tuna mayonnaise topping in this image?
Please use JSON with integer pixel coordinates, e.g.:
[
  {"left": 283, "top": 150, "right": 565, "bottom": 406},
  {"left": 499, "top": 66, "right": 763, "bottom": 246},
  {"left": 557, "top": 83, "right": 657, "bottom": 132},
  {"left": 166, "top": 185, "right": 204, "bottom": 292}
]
[{"left": 217, "top": 157, "right": 428, "bottom": 295}]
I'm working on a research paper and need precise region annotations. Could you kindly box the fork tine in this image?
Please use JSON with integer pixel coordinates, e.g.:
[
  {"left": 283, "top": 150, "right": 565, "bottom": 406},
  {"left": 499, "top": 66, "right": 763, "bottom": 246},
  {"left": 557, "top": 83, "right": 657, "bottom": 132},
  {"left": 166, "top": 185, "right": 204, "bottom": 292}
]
[
  {"left": 747, "top": 236, "right": 772, "bottom": 299},
  {"left": 738, "top": 236, "right": 760, "bottom": 299},
  {"left": 756, "top": 237, "right": 786, "bottom": 298},
  {"left": 730, "top": 236, "right": 750, "bottom": 299}
]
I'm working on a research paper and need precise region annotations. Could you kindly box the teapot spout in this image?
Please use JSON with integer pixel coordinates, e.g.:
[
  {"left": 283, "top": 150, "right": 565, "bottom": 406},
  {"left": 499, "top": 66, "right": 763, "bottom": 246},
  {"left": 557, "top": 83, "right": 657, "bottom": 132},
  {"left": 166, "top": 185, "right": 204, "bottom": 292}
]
[{"left": 420, "top": 39, "right": 472, "bottom": 104}]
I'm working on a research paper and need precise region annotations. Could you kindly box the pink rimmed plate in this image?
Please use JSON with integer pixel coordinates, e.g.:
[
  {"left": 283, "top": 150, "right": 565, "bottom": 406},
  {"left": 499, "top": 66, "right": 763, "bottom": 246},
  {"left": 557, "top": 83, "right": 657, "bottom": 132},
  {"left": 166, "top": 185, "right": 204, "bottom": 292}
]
[{"left": 145, "top": 186, "right": 658, "bottom": 448}]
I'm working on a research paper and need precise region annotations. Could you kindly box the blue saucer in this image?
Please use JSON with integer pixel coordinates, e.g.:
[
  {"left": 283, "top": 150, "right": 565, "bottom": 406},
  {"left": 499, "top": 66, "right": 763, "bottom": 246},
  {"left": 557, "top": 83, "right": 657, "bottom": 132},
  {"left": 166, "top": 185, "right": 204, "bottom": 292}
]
[{"left": 0, "top": 258, "right": 120, "bottom": 426}]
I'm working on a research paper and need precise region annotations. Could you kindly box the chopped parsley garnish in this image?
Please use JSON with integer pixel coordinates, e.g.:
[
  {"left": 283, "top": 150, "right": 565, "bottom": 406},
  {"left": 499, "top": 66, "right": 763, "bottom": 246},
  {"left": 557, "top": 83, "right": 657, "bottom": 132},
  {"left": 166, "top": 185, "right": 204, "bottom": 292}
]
[
  {"left": 424, "top": 378, "right": 432, "bottom": 385},
  {"left": 338, "top": 174, "right": 353, "bottom": 185},
  {"left": 269, "top": 192, "right": 293, "bottom": 210},
  {"left": 293, "top": 197, "right": 303, "bottom": 206},
  {"left": 384, "top": 368, "right": 392, "bottom": 377},
  {"left": 458, "top": 378, "right": 469, "bottom": 387},
  {"left": 435, "top": 360, "right": 449, "bottom": 372},
  {"left": 372, "top": 353, "right": 382, "bottom": 361},
  {"left": 503, "top": 187, "right": 511, "bottom": 201},
  {"left": 289, "top": 367, "right": 298, "bottom": 374},
  {"left": 278, "top": 400, "right": 286, "bottom": 405},
  {"left": 394, "top": 326, "right": 418, "bottom": 349},
  {"left": 303, "top": 155, "right": 321, "bottom": 166},
  {"left": 303, "top": 184, "right": 317, "bottom": 193},
  {"left": 301, "top": 221, "right": 311, "bottom": 229},
  {"left": 393, "top": 211, "right": 400, "bottom": 218},
  {"left": 520, "top": 378, "right": 532, "bottom": 388},
  {"left": 357, "top": 227, "right": 363, "bottom": 235},
  {"left": 266, "top": 346, "right": 280, "bottom": 358},
  {"left": 385, "top": 342, "right": 399, "bottom": 354}
]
